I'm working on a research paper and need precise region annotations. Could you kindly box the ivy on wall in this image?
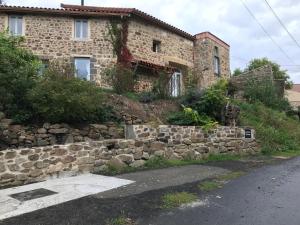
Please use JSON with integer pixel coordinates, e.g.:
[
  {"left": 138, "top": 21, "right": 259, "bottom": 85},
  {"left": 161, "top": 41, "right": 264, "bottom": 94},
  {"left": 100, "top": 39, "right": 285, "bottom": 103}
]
[{"left": 107, "top": 18, "right": 133, "bottom": 67}]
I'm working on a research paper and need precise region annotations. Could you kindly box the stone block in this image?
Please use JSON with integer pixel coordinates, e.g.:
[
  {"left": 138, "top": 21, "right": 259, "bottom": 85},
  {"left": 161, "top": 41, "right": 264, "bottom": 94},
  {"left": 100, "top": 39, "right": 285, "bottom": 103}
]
[
  {"left": 5, "top": 151, "right": 16, "bottom": 159},
  {"left": 116, "top": 154, "right": 134, "bottom": 164},
  {"left": 130, "top": 160, "right": 146, "bottom": 168},
  {"left": 108, "top": 158, "right": 127, "bottom": 170}
]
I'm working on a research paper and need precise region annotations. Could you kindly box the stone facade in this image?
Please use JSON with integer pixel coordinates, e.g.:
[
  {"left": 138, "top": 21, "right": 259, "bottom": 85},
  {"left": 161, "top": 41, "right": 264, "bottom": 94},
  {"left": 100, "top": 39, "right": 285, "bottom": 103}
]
[
  {"left": 0, "top": 4, "right": 230, "bottom": 92},
  {"left": 194, "top": 32, "right": 231, "bottom": 88},
  {"left": 0, "top": 125, "right": 258, "bottom": 188}
]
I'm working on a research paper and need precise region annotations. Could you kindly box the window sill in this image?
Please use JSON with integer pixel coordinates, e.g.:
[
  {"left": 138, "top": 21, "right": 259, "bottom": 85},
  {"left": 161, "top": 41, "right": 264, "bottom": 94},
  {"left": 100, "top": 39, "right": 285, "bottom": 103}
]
[{"left": 73, "top": 38, "right": 92, "bottom": 42}]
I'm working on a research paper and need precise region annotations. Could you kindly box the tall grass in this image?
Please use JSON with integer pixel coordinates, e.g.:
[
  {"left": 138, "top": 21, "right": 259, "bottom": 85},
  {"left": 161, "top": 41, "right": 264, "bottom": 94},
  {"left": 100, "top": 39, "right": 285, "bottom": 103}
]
[{"left": 239, "top": 102, "right": 300, "bottom": 154}]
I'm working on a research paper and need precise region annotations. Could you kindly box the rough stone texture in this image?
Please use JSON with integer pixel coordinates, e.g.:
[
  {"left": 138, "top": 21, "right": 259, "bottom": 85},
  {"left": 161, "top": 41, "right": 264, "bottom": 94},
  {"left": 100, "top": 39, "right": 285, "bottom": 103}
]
[
  {"left": 0, "top": 125, "right": 258, "bottom": 188},
  {"left": 230, "top": 65, "right": 274, "bottom": 98},
  {"left": 194, "top": 33, "right": 231, "bottom": 89},
  {"left": 0, "top": 120, "right": 124, "bottom": 150},
  {"left": 0, "top": 13, "right": 230, "bottom": 92}
]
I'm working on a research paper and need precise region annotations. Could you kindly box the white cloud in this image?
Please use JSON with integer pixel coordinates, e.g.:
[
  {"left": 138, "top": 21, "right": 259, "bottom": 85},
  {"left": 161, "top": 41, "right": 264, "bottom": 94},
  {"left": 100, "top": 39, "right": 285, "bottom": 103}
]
[{"left": 5, "top": 0, "right": 300, "bottom": 83}]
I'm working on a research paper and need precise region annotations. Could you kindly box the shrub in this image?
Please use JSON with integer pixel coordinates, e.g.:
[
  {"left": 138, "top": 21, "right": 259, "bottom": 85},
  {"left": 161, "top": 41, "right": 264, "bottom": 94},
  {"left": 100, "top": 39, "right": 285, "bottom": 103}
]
[
  {"left": 105, "top": 64, "right": 136, "bottom": 94},
  {"left": 0, "top": 32, "right": 40, "bottom": 122},
  {"left": 167, "top": 107, "right": 217, "bottom": 130},
  {"left": 153, "top": 71, "right": 172, "bottom": 99},
  {"left": 138, "top": 91, "right": 157, "bottom": 103},
  {"left": 243, "top": 78, "right": 291, "bottom": 111},
  {"left": 181, "top": 79, "right": 228, "bottom": 122},
  {"left": 27, "top": 66, "right": 110, "bottom": 123}
]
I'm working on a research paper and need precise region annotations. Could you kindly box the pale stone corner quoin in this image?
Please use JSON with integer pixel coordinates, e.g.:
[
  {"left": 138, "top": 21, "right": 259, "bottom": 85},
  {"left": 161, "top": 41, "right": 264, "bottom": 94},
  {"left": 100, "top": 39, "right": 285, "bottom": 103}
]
[{"left": 0, "top": 3, "right": 230, "bottom": 93}]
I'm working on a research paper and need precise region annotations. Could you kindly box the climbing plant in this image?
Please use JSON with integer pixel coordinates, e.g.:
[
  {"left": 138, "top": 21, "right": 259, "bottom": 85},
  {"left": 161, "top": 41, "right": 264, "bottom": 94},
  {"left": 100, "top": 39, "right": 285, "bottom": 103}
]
[{"left": 107, "top": 18, "right": 132, "bottom": 66}]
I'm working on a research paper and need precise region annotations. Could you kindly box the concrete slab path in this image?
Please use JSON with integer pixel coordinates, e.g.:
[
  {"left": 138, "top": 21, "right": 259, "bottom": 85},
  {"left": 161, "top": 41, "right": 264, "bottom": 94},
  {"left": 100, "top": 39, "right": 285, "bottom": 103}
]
[{"left": 0, "top": 174, "right": 133, "bottom": 220}]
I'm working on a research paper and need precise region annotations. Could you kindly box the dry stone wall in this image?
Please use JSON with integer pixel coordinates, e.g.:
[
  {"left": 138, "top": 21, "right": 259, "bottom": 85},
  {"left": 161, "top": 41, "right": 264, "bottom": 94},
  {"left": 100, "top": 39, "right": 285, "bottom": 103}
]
[
  {"left": 0, "top": 125, "right": 258, "bottom": 187},
  {"left": 0, "top": 119, "right": 124, "bottom": 150}
]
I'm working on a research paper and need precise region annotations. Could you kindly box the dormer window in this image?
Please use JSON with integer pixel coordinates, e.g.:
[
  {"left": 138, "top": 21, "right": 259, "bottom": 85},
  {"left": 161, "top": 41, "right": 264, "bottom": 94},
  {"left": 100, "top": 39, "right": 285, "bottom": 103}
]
[
  {"left": 213, "top": 46, "right": 221, "bottom": 76},
  {"left": 74, "top": 19, "right": 88, "bottom": 39},
  {"left": 8, "top": 15, "right": 23, "bottom": 36},
  {"left": 152, "top": 40, "right": 161, "bottom": 53}
]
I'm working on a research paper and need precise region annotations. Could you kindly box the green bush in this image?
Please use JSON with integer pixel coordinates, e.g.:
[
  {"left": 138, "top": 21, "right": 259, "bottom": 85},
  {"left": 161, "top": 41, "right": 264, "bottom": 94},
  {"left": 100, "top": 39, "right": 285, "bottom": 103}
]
[
  {"left": 167, "top": 107, "right": 217, "bottom": 130},
  {"left": 153, "top": 71, "right": 172, "bottom": 99},
  {"left": 181, "top": 79, "right": 228, "bottom": 122},
  {"left": 27, "top": 67, "right": 110, "bottom": 123},
  {"left": 105, "top": 64, "right": 136, "bottom": 94},
  {"left": 0, "top": 32, "right": 39, "bottom": 122},
  {"left": 243, "top": 78, "right": 291, "bottom": 111},
  {"left": 138, "top": 91, "right": 157, "bottom": 103}
]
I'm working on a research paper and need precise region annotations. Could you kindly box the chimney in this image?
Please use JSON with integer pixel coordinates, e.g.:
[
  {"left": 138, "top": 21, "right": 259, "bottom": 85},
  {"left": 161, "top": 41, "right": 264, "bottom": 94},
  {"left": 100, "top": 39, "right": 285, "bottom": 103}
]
[{"left": 81, "top": 0, "right": 84, "bottom": 6}]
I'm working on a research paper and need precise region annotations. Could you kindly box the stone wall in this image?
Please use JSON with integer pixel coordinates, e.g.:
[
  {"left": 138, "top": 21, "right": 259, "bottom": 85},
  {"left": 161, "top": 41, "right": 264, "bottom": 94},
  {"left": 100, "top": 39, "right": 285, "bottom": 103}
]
[
  {"left": 0, "top": 125, "right": 258, "bottom": 187},
  {"left": 127, "top": 19, "right": 194, "bottom": 68},
  {"left": 229, "top": 65, "right": 273, "bottom": 98},
  {"left": 0, "top": 13, "right": 231, "bottom": 93},
  {"left": 0, "top": 119, "right": 124, "bottom": 150},
  {"left": 126, "top": 125, "right": 255, "bottom": 143},
  {"left": 0, "top": 13, "right": 116, "bottom": 88},
  {"left": 194, "top": 33, "right": 231, "bottom": 89}
]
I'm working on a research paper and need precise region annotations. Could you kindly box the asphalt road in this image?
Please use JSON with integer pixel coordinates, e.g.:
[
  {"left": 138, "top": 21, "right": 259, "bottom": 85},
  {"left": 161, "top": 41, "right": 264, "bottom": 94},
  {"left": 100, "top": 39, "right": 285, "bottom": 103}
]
[{"left": 139, "top": 157, "right": 300, "bottom": 225}]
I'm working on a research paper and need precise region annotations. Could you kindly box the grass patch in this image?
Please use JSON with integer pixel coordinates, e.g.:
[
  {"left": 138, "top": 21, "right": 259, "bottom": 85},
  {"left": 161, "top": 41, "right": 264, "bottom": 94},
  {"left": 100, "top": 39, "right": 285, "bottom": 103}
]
[
  {"left": 161, "top": 192, "right": 198, "bottom": 209},
  {"left": 105, "top": 216, "right": 134, "bottom": 225},
  {"left": 216, "top": 171, "right": 245, "bottom": 181},
  {"left": 239, "top": 102, "right": 300, "bottom": 154},
  {"left": 270, "top": 150, "right": 300, "bottom": 158},
  {"left": 198, "top": 181, "right": 222, "bottom": 191}
]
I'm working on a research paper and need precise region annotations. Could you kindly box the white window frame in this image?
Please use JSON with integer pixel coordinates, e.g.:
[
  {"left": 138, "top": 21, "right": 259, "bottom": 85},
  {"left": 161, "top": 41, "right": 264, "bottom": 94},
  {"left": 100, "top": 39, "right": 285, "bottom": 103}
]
[
  {"left": 169, "top": 71, "right": 182, "bottom": 97},
  {"left": 74, "top": 57, "right": 91, "bottom": 81},
  {"left": 8, "top": 15, "right": 24, "bottom": 36},
  {"left": 74, "top": 19, "right": 89, "bottom": 40}
]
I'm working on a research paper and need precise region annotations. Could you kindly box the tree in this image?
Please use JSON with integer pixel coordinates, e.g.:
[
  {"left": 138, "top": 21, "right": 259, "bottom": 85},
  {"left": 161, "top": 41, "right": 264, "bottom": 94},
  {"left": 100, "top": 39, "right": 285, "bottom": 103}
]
[
  {"left": 232, "top": 68, "right": 243, "bottom": 76},
  {"left": 246, "top": 58, "right": 289, "bottom": 81},
  {"left": 0, "top": 32, "right": 39, "bottom": 122},
  {"left": 236, "top": 57, "right": 292, "bottom": 89}
]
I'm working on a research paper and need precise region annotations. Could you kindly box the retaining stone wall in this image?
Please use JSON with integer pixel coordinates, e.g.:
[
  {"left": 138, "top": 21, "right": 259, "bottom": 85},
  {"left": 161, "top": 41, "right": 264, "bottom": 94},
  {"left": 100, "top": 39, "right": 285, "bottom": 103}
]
[
  {"left": 0, "top": 125, "right": 258, "bottom": 187},
  {"left": 0, "top": 120, "right": 124, "bottom": 150}
]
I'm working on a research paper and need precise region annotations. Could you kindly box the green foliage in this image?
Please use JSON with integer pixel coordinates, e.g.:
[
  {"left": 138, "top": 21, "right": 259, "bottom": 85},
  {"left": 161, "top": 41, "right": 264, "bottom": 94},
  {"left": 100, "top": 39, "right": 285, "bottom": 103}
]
[
  {"left": 107, "top": 20, "right": 122, "bottom": 57},
  {"left": 161, "top": 192, "right": 198, "bottom": 208},
  {"left": 243, "top": 78, "right": 291, "bottom": 111},
  {"left": 246, "top": 58, "right": 288, "bottom": 80},
  {"left": 239, "top": 102, "right": 300, "bottom": 153},
  {"left": 198, "top": 181, "right": 222, "bottom": 191},
  {"left": 105, "top": 64, "right": 137, "bottom": 94},
  {"left": 182, "top": 79, "right": 229, "bottom": 122},
  {"left": 138, "top": 91, "right": 157, "bottom": 103},
  {"left": 0, "top": 32, "right": 39, "bottom": 122},
  {"left": 153, "top": 71, "right": 172, "bottom": 99},
  {"left": 232, "top": 68, "right": 243, "bottom": 76},
  {"left": 185, "top": 70, "right": 200, "bottom": 90},
  {"left": 27, "top": 65, "right": 111, "bottom": 124}
]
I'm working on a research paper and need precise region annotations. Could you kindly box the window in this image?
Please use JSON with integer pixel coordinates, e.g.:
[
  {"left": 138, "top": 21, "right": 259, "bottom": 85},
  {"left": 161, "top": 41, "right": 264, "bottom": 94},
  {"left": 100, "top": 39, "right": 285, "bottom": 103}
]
[
  {"left": 213, "top": 46, "right": 221, "bottom": 76},
  {"left": 169, "top": 70, "right": 182, "bottom": 97},
  {"left": 38, "top": 59, "right": 49, "bottom": 76},
  {"left": 152, "top": 40, "right": 161, "bottom": 53},
  {"left": 74, "top": 19, "right": 88, "bottom": 39},
  {"left": 74, "top": 58, "right": 90, "bottom": 81},
  {"left": 9, "top": 15, "right": 23, "bottom": 36}
]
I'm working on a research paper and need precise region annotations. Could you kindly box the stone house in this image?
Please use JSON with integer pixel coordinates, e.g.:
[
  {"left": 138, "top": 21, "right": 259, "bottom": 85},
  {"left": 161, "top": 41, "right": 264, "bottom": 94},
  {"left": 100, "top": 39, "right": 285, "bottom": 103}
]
[
  {"left": 286, "top": 84, "right": 300, "bottom": 109},
  {"left": 0, "top": 4, "right": 230, "bottom": 96}
]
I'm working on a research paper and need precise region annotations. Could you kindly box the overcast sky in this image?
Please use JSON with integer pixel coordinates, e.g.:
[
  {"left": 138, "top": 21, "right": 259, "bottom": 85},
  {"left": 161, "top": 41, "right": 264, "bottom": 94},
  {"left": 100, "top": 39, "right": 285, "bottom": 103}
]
[{"left": 4, "top": 0, "right": 300, "bottom": 83}]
